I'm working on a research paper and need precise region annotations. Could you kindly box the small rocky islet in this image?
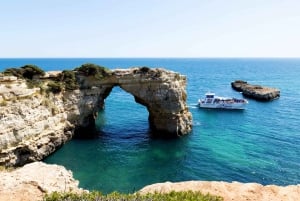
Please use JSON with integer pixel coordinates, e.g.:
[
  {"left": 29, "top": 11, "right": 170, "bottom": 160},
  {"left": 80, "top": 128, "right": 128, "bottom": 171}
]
[
  {"left": 0, "top": 64, "right": 297, "bottom": 201},
  {"left": 231, "top": 80, "right": 280, "bottom": 101}
]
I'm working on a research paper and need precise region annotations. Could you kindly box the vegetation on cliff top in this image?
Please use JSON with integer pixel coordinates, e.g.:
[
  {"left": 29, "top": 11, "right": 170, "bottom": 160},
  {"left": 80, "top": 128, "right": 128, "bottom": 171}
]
[
  {"left": 1, "top": 63, "right": 112, "bottom": 93},
  {"left": 48, "top": 63, "right": 112, "bottom": 93},
  {"left": 3, "top": 64, "right": 45, "bottom": 88},
  {"left": 132, "top": 67, "right": 163, "bottom": 79},
  {"left": 76, "top": 63, "right": 111, "bottom": 79},
  {"left": 44, "top": 191, "right": 223, "bottom": 201},
  {"left": 3, "top": 64, "right": 45, "bottom": 80},
  {"left": 47, "top": 70, "right": 79, "bottom": 93}
]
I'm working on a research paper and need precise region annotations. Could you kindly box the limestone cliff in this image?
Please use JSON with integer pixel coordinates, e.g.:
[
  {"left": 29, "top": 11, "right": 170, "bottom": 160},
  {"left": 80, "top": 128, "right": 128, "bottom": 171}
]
[
  {"left": 0, "top": 66, "right": 192, "bottom": 166},
  {"left": 0, "top": 75, "right": 73, "bottom": 166}
]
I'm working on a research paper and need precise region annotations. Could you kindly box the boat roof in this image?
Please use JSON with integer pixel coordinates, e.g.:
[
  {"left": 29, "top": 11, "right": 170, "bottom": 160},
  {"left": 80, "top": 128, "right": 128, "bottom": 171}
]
[
  {"left": 204, "top": 92, "right": 239, "bottom": 100},
  {"left": 205, "top": 92, "right": 215, "bottom": 96}
]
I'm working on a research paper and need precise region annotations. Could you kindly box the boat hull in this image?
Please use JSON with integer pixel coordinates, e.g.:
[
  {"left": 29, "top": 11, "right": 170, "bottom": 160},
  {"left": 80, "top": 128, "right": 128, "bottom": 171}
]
[{"left": 198, "top": 101, "right": 247, "bottom": 110}]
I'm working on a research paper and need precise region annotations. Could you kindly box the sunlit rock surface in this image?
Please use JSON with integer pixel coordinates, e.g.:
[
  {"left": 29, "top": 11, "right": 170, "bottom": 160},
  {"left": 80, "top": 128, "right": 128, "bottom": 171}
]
[
  {"left": 0, "top": 162, "right": 84, "bottom": 201},
  {"left": 0, "top": 67, "right": 192, "bottom": 166},
  {"left": 231, "top": 80, "right": 280, "bottom": 101},
  {"left": 139, "top": 181, "right": 300, "bottom": 201}
]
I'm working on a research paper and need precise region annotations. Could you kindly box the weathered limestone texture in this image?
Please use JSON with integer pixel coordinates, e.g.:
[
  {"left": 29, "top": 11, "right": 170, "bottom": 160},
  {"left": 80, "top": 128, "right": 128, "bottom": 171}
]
[
  {"left": 0, "top": 67, "right": 192, "bottom": 166},
  {"left": 0, "top": 76, "right": 73, "bottom": 166},
  {"left": 0, "top": 162, "right": 84, "bottom": 201},
  {"left": 71, "top": 67, "right": 192, "bottom": 136},
  {"left": 139, "top": 181, "right": 300, "bottom": 201},
  {"left": 111, "top": 68, "right": 192, "bottom": 136},
  {"left": 231, "top": 80, "right": 280, "bottom": 101}
]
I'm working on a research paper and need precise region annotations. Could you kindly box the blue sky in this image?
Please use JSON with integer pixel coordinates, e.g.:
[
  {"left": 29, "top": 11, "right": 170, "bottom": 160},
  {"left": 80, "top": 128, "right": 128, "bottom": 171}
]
[{"left": 1, "top": 0, "right": 299, "bottom": 58}]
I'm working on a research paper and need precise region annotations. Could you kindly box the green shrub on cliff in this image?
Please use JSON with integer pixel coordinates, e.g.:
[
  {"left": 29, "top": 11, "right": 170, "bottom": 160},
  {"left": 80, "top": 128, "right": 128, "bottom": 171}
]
[
  {"left": 47, "top": 81, "right": 63, "bottom": 94},
  {"left": 60, "top": 70, "right": 79, "bottom": 90},
  {"left": 140, "top": 66, "right": 150, "bottom": 73},
  {"left": 3, "top": 65, "right": 45, "bottom": 79},
  {"left": 44, "top": 190, "right": 223, "bottom": 201},
  {"left": 45, "top": 70, "right": 78, "bottom": 93},
  {"left": 61, "top": 70, "right": 75, "bottom": 82},
  {"left": 3, "top": 65, "right": 45, "bottom": 89},
  {"left": 3, "top": 68, "right": 23, "bottom": 78},
  {"left": 21, "top": 64, "right": 45, "bottom": 79},
  {"left": 76, "top": 63, "right": 111, "bottom": 79}
]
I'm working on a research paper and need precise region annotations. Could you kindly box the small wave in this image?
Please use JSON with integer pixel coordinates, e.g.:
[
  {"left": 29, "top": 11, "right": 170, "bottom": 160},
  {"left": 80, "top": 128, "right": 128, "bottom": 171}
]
[
  {"left": 188, "top": 104, "right": 199, "bottom": 109},
  {"left": 193, "top": 121, "right": 202, "bottom": 126}
]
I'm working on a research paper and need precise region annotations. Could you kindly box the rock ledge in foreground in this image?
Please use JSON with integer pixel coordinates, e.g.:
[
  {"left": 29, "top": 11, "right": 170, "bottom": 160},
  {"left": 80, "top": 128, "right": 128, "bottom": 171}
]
[
  {"left": 231, "top": 80, "right": 280, "bottom": 101},
  {"left": 0, "top": 162, "right": 84, "bottom": 201},
  {"left": 139, "top": 181, "right": 300, "bottom": 201}
]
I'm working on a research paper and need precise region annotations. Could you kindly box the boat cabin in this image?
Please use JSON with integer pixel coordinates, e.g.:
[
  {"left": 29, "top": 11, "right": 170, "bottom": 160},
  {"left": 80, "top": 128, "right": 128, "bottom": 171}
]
[{"left": 205, "top": 92, "right": 215, "bottom": 99}]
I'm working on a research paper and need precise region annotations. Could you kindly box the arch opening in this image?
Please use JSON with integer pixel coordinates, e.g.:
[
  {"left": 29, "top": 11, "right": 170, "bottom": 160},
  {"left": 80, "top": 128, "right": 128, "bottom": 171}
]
[
  {"left": 96, "top": 86, "right": 150, "bottom": 139},
  {"left": 74, "top": 86, "right": 151, "bottom": 139}
]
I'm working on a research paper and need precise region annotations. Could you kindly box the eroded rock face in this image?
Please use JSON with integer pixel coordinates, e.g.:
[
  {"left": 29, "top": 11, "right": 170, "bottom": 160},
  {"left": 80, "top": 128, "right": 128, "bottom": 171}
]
[
  {"left": 0, "top": 67, "right": 192, "bottom": 166},
  {"left": 231, "top": 80, "right": 280, "bottom": 101},
  {"left": 112, "top": 68, "right": 192, "bottom": 136},
  {"left": 0, "top": 77, "right": 74, "bottom": 166},
  {"left": 72, "top": 67, "right": 192, "bottom": 136},
  {"left": 0, "top": 162, "right": 84, "bottom": 201}
]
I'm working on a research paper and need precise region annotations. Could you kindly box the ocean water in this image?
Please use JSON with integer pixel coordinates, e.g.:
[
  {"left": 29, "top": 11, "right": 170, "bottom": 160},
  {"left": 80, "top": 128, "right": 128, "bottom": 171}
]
[{"left": 1, "top": 58, "right": 300, "bottom": 194}]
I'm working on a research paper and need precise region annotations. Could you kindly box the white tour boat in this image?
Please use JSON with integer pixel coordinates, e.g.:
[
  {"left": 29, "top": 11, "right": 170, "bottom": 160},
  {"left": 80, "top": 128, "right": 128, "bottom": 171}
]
[{"left": 198, "top": 92, "right": 248, "bottom": 109}]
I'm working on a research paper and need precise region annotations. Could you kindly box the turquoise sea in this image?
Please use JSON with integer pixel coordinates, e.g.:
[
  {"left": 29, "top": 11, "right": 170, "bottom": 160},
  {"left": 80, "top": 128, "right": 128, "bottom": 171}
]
[{"left": 1, "top": 58, "right": 300, "bottom": 194}]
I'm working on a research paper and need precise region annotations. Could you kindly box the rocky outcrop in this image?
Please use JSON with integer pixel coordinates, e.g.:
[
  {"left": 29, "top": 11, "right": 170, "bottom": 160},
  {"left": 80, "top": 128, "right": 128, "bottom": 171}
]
[
  {"left": 108, "top": 68, "right": 192, "bottom": 136},
  {"left": 231, "top": 80, "right": 280, "bottom": 101},
  {"left": 0, "top": 67, "right": 192, "bottom": 166},
  {"left": 0, "top": 162, "right": 84, "bottom": 201},
  {"left": 139, "top": 181, "right": 300, "bottom": 201}
]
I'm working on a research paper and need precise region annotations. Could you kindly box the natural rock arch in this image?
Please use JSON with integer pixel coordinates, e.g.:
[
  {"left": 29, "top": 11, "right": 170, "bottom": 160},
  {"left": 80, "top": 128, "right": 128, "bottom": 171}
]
[{"left": 74, "top": 68, "right": 193, "bottom": 137}]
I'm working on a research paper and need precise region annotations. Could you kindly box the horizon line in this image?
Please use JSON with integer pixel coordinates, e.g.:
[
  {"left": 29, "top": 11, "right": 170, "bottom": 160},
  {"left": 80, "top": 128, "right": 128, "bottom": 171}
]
[{"left": 0, "top": 56, "right": 300, "bottom": 59}]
